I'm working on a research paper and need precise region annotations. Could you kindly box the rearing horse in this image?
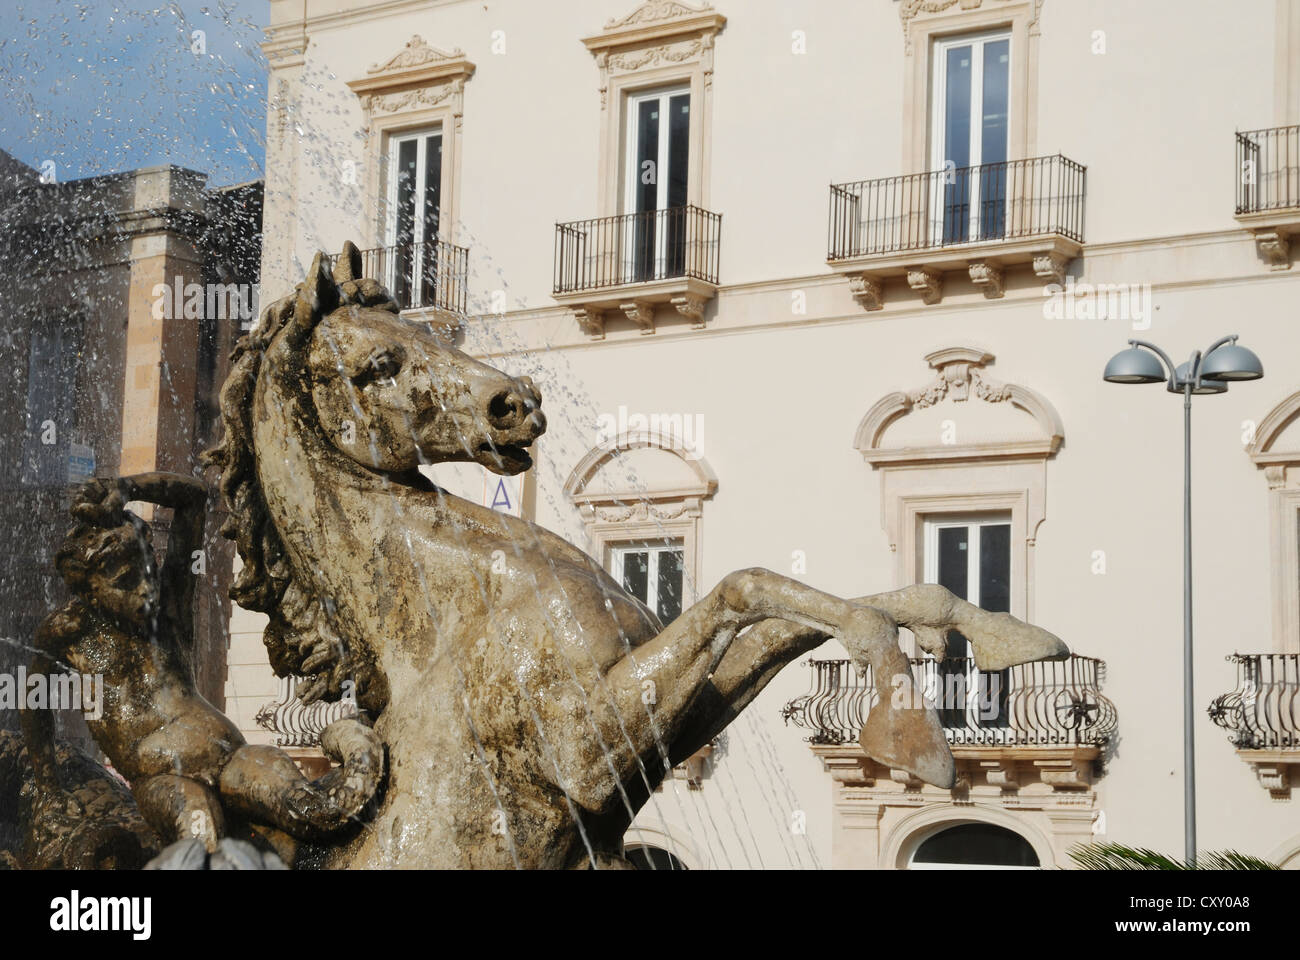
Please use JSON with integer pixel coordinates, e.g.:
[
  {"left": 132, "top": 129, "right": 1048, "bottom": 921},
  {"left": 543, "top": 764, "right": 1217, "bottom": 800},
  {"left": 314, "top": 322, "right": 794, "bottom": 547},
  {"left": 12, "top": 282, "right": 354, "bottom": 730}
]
[{"left": 206, "top": 243, "right": 1067, "bottom": 868}]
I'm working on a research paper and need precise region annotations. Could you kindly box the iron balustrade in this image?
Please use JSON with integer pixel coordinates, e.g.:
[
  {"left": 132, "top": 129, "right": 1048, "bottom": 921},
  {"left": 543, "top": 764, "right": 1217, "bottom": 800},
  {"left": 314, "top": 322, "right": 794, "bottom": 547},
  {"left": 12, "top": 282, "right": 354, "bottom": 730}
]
[
  {"left": 1209, "top": 653, "right": 1300, "bottom": 749},
  {"left": 553, "top": 204, "right": 721, "bottom": 294},
  {"left": 827, "top": 154, "right": 1086, "bottom": 261},
  {"left": 781, "top": 654, "right": 1116, "bottom": 747},
  {"left": 1236, "top": 125, "right": 1300, "bottom": 214},
  {"left": 328, "top": 240, "right": 469, "bottom": 314}
]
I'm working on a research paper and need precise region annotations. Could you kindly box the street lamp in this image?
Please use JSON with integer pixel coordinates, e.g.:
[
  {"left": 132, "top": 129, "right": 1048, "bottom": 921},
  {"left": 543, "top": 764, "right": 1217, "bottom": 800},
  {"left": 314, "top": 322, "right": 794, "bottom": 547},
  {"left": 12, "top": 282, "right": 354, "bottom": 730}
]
[{"left": 1103, "top": 335, "right": 1263, "bottom": 864}]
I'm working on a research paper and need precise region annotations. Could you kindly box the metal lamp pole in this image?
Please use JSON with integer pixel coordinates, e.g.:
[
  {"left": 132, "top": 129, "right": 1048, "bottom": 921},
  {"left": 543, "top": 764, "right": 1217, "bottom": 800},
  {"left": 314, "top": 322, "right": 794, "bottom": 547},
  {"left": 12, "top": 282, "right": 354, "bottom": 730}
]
[{"left": 1103, "top": 335, "right": 1264, "bottom": 865}]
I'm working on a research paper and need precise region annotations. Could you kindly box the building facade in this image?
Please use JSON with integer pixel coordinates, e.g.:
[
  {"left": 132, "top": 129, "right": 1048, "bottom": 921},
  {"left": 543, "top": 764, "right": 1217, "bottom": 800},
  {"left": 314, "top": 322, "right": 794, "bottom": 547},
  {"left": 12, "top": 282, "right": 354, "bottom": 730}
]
[
  {"left": 0, "top": 153, "right": 262, "bottom": 735},
  {"left": 237, "top": 0, "right": 1300, "bottom": 868}
]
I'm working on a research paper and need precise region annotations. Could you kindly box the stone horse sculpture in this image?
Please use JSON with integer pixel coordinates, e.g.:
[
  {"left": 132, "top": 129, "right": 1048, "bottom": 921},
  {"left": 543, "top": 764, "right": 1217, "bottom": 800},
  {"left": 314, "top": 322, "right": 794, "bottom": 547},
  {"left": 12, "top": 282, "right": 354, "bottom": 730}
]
[{"left": 195, "top": 242, "right": 1069, "bottom": 868}]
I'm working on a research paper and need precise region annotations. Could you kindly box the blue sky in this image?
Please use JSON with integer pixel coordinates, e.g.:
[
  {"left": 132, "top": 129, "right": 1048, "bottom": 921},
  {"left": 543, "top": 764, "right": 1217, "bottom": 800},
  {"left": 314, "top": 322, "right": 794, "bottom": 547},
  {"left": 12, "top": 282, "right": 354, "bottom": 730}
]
[{"left": 0, "top": 0, "right": 269, "bottom": 186}]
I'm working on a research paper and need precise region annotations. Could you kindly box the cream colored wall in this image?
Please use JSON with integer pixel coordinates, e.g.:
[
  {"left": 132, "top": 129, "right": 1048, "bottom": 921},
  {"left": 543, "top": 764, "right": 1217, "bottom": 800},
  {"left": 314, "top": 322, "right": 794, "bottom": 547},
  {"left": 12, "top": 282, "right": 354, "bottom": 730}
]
[{"left": 240, "top": 0, "right": 1300, "bottom": 867}]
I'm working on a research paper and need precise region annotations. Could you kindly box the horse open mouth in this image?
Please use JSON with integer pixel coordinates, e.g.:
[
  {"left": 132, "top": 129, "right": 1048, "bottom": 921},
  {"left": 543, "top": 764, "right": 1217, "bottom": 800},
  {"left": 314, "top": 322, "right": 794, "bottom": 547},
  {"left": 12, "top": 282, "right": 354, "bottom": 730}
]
[{"left": 478, "top": 441, "right": 533, "bottom": 472}]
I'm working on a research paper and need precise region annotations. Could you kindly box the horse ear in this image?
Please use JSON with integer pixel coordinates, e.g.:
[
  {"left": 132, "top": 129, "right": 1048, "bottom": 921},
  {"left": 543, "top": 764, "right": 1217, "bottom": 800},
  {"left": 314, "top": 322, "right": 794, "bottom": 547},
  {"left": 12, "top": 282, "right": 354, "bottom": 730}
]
[
  {"left": 288, "top": 252, "right": 339, "bottom": 345},
  {"left": 332, "top": 241, "right": 363, "bottom": 286}
]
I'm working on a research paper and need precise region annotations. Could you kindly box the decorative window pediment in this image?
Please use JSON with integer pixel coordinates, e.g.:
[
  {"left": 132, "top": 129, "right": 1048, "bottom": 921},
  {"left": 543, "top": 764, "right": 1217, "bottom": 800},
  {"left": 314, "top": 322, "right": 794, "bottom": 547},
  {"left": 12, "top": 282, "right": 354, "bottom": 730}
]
[
  {"left": 583, "top": 1, "right": 726, "bottom": 81},
  {"left": 346, "top": 36, "right": 475, "bottom": 115},
  {"left": 898, "top": 0, "right": 1043, "bottom": 54},
  {"left": 854, "top": 347, "right": 1063, "bottom": 466}
]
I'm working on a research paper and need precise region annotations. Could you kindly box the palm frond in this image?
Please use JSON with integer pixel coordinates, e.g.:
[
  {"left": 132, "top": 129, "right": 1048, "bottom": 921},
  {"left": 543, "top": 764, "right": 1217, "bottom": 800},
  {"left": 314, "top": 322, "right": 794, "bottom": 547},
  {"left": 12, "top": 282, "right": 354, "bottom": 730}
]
[{"left": 1069, "top": 842, "right": 1279, "bottom": 871}]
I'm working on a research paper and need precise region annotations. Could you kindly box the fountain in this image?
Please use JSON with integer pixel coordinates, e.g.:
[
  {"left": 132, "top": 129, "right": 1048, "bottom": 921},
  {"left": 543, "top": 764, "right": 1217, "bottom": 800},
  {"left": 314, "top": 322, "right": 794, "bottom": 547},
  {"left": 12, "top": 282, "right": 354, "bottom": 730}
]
[{"left": 1, "top": 245, "right": 1069, "bottom": 868}]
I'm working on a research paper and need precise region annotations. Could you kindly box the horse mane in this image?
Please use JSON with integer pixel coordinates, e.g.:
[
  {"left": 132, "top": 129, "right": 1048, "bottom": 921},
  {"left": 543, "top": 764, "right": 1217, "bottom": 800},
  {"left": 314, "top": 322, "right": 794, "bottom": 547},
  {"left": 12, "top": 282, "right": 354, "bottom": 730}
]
[{"left": 202, "top": 244, "right": 397, "bottom": 712}]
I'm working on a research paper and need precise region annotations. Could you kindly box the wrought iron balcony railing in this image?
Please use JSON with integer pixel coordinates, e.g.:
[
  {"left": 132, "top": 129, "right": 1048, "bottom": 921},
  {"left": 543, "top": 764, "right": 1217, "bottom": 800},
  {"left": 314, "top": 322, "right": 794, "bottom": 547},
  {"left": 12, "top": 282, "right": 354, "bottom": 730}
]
[
  {"left": 329, "top": 239, "right": 468, "bottom": 314},
  {"left": 781, "top": 654, "right": 1116, "bottom": 748},
  {"left": 1236, "top": 125, "right": 1300, "bottom": 215},
  {"left": 255, "top": 677, "right": 359, "bottom": 749},
  {"left": 1209, "top": 653, "right": 1300, "bottom": 749},
  {"left": 827, "top": 154, "right": 1086, "bottom": 261},
  {"left": 553, "top": 204, "right": 721, "bottom": 295}
]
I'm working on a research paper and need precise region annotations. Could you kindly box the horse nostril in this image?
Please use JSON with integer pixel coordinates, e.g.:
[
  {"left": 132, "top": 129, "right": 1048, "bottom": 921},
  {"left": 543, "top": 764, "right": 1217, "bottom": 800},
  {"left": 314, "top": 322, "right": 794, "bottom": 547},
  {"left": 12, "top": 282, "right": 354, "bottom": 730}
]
[{"left": 488, "top": 391, "right": 517, "bottom": 424}]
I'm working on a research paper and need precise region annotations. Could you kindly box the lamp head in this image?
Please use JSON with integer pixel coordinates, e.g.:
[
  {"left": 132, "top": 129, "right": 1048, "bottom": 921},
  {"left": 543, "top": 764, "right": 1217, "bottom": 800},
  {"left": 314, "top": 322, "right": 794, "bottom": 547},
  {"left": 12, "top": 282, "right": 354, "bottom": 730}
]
[
  {"left": 1200, "top": 342, "right": 1264, "bottom": 382},
  {"left": 1103, "top": 346, "right": 1166, "bottom": 384}
]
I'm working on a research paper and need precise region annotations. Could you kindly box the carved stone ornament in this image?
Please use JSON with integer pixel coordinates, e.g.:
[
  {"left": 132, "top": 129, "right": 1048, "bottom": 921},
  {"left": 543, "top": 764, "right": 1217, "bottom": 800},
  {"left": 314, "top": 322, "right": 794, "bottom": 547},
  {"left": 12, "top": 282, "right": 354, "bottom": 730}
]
[
  {"left": 848, "top": 274, "right": 884, "bottom": 311},
  {"left": 347, "top": 35, "right": 475, "bottom": 119},
  {"left": 620, "top": 300, "right": 656, "bottom": 334},
  {"left": 574, "top": 307, "right": 606, "bottom": 340},
  {"left": 906, "top": 266, "right": 943, "bottom": 305},
  {"left": 671, "top": 293, "right": 707, "bottom": 327},
  {"left": 906, "top": 347, "right": 1012, "bottom": 408},
  {"left": 899, "top": 0, "right": 1043, "bottom": 53},
  {"left": 968, "top": 261, "right": 1005, "bottom": 299},
  {"left": 366, "top": 35, "right": 465, "bottom": 74},
  {"left": 584, "top": 1, "right": 726, "bottom": 109}
]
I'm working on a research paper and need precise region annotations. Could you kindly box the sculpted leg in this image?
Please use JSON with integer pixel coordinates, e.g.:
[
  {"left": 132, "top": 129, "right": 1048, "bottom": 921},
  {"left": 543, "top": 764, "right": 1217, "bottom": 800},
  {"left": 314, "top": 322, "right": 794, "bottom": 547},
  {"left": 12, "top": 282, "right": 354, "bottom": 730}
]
[
  {"left": 603, "top": 571, "right": 1021, "bottom": 789},
  {"left": 134, "top": 775, "right": 225, "bottom": 852},
  {"left": 666, "top": 583, "right": 1068, "bottom": 773}
]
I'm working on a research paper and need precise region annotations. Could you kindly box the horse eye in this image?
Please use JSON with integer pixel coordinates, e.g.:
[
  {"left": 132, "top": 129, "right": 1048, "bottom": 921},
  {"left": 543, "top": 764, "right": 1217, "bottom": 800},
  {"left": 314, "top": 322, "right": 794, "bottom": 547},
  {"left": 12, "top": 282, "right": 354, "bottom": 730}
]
[{"left": 368, "top": 353, "right": 401, "bottom": 381}]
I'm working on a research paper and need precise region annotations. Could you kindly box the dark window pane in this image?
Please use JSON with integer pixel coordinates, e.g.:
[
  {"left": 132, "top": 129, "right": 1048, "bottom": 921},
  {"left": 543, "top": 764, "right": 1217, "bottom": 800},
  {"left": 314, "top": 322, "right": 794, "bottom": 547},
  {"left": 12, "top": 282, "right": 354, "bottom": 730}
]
[
  {"left": 394, "top": 137, "right": 418, "bottom": 307},
  {"left": 420, "top": 134, "right": 443, "bottom": 308},
  {"left": 665, "top": 94, "right": 690, "bottom": 277},
  {"left": 978, "top": 523, "right": 1011, "bottom": 727},
  {"left": 912, "top": 823, "right": 1038, "bottom": 867},
  {"left": 979, "top": 523, "right": 1011, "bottom": 613},
  {"left": 621, "top": 551, "right": 650, "bottom": 605},
  {"left": 656, "top": 549, "right": 684, "bottom": 624},
  {"left": 942, "top": 44, "right": 972, "bottom": 243},
  {"left": 935, "top": 526, "right": 970, "bottom": 726}
]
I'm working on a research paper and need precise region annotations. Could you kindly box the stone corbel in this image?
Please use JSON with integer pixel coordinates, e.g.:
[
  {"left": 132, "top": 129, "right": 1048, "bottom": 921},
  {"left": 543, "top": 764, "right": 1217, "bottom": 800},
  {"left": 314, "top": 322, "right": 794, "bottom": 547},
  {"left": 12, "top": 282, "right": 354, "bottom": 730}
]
[
  {"left": 1034, "top": 755, "right": 1093, "bottom": 791},
  {"left": 979, "top": 756, "right": 1019, "bottom": 790},
  {"left": 906, "top": 266, "right": 943, "bottom": 305},
  {"left": 574, "top": 307, "right": 606, "bottom": 340},
  {"left": 848, "top": 274, "right": 884, "bottom": 311},
  {"left": 620, "top": 300, "right": 656, "bottom": 334},
  {"left": 1255, "top": 230, "right": 1292, "bottom": 270},
  {"left": 671, "top": 293, "right": 707, "bottom": 328},
  {"left": 1255, "top": 762, "right": 1290, "bottom": 799},
  {"left": 968, "top": 261, "right": 1004, "bottom": 299},
  {"left": 1033, "top": 252, "right": 1068, "bottom": 286}
]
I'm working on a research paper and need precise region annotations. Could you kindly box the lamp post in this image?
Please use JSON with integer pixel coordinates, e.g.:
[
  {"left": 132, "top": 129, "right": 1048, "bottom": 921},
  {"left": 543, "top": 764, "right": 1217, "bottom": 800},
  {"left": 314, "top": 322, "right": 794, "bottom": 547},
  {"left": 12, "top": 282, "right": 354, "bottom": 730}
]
[{"left": 1103, "top": 335, "right": 1264, "bottom": 865}]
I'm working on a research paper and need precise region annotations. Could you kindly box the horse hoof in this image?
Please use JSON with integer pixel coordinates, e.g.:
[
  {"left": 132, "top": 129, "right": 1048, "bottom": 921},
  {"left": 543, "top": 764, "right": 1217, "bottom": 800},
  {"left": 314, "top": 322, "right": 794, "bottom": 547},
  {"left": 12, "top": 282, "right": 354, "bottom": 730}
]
[{"left": 860, "top": 702, "right": 955, "bottom": 789}]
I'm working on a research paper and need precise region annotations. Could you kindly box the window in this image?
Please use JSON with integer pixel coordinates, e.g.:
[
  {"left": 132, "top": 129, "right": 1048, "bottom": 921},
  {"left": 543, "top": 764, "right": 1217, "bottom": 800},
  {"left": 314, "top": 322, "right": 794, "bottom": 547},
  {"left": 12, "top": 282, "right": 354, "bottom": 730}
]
[
  {"left": 923, "top": 514, "right": 1011, "bottom": 729},
  {"left": 610, "top": 540, "right": 685, "bottom": 625},
  {"left": 930, "top": 31, "right": 1010, "bottom": 243},
  {"left": 624, "top": 844, "right": 688, "bottom": 870},
  {"left": 384, "top": 127, "right": 443, "bottom": 308},
  {"left": 623, "top": 86, "right": 691, "bottom": 281},
  {"left": 909, "top": 823, "right": 1039, "bottom": 870},
  {"left": 21, "top": 323, "right": 80, "bottom": 487}
]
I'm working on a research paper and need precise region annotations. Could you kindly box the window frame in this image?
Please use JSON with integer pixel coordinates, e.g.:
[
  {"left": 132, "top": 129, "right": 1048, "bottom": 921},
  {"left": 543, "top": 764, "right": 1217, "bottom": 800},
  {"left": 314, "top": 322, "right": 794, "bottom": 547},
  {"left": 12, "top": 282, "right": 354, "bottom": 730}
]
[{"left": 609, "top": 538, "right": 686, "bottom": 623}]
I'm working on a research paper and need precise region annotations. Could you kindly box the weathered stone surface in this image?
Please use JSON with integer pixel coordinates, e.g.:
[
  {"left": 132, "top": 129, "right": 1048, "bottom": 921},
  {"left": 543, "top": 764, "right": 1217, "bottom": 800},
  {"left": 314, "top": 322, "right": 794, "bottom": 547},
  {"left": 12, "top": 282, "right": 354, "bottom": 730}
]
[{"left": 189, "top": 243, "right": 1069, "bottom": 867}]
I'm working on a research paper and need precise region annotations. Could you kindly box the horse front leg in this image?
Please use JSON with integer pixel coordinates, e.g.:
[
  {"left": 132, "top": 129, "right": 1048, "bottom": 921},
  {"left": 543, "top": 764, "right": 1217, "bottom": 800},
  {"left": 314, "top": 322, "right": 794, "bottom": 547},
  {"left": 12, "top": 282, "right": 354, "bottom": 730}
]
[
  {"left": 603, "top": 570, "right": 961, "bottom": 788},
  {"left": 665, "top": 583, "right": 1069, "bottom": 778}
]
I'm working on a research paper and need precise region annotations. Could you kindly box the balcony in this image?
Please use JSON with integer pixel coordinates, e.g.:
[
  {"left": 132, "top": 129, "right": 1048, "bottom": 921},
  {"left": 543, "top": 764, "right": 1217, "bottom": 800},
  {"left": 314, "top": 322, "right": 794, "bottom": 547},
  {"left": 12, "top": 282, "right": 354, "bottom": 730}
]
[
  {"left": 552, "top": 204, "right": 721, "bottom": 339},
  {"left": 1210, "top": 652, "right": 1300, "bottom": 797},
  {"left": 329, "top": 239, "right": 469, "bottom": 326},
  {"left": 783, "top": 654, "right": 1114, "bottom": 796},
  {"left": 1235, "top": 125, "right": 1300, "bottom": 269},
  {"left": 827, "top": 154, "right": 1086, "bottom": 309}
]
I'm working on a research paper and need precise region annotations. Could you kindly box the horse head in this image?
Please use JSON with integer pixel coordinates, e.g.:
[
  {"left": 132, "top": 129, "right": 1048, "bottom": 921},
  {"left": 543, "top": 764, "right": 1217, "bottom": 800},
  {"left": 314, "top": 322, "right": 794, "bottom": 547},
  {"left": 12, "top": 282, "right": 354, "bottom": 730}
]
[{"left": 301, "top": 242, "right": 546, "bottom": 476}]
